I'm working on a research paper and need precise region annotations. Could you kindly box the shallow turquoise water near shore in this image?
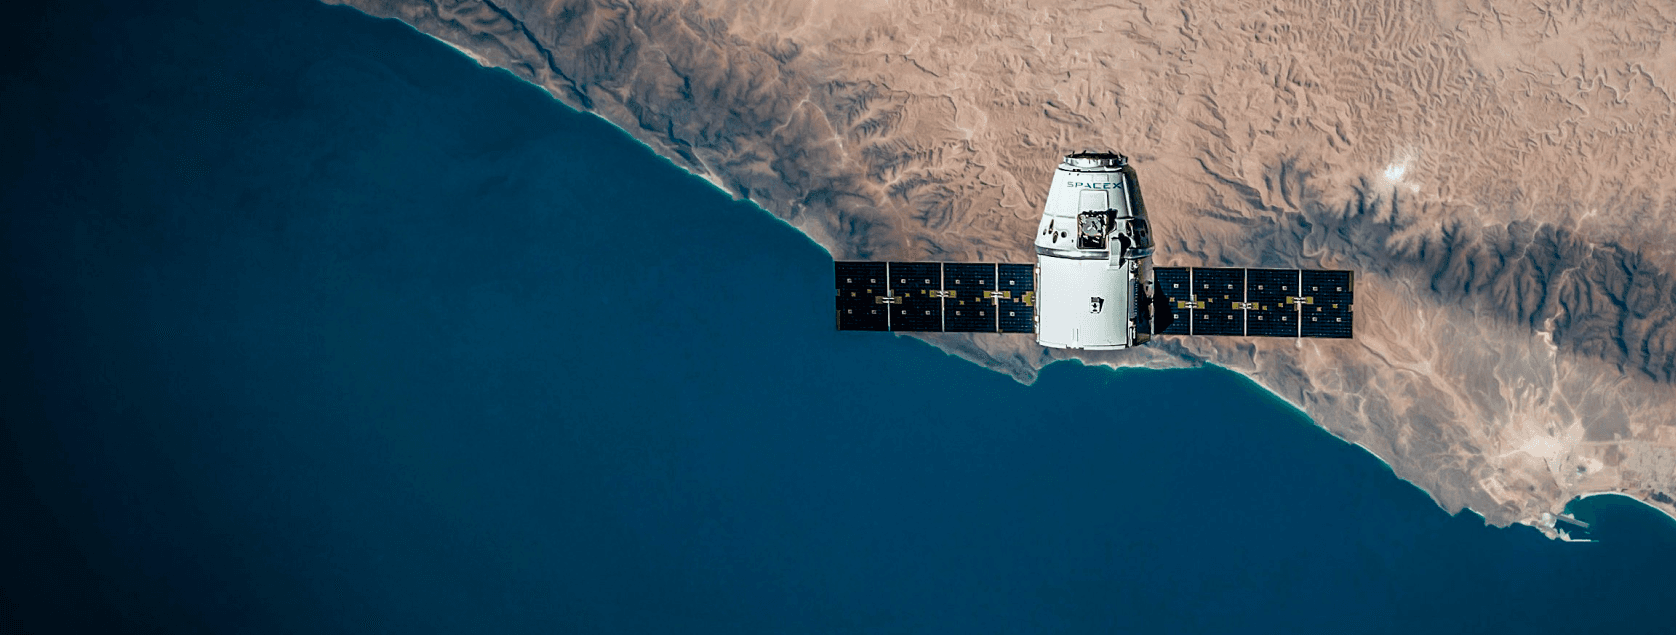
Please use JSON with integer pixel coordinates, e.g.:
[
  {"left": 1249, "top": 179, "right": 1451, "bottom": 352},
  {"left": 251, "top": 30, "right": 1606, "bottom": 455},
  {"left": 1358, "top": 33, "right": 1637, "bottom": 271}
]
[
  {"left": 3, "top": 1, "right": 1674, "bottom": 633},
  {"left": 1560, "top": 493, "right": 1676, "bottom": 544}
]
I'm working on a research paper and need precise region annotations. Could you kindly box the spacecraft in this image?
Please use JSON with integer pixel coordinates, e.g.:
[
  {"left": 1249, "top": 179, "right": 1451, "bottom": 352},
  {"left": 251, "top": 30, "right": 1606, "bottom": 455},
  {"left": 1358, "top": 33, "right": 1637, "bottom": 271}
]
[{"left": 834, "top": 152, "right": 1354, "bottom": 348}]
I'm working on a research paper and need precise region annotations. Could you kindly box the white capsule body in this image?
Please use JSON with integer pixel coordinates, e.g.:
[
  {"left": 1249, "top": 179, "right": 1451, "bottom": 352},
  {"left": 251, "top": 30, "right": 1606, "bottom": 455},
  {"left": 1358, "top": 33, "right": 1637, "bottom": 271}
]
[{"left": 1033, "top": 153, "right": 1155, "bottom": 350}]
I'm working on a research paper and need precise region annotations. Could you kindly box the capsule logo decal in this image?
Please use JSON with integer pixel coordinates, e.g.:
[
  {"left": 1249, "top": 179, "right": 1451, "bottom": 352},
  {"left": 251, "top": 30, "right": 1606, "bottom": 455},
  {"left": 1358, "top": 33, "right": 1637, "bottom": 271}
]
[
  {"left": 1067, "top": 181, "right": 1121, "bottom": 189},
  {"left": 1090, "top": 297, "right": 1105, "bottom": 313}
]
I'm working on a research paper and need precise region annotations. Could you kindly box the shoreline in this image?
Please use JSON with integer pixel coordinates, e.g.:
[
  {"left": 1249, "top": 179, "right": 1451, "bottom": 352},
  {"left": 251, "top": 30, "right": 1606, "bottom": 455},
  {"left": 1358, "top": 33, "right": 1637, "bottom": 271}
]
[
  {"left": 1572, "top": 491, "right": 1676, "bottom": 528},
  {"left": 419, "top": 29, "right": 747, "bottom": 205},
  {"left": 383, "top": 3, "right": 1673, "bottom": 545},
  {"left": 1065, "top": 358, "right": 1486, "bottom": 522},
  {"left": 420, "top": 32, "right": 491, "bottom": 67},
  {"left": 1075, "top": 359, "right": 1676, "bottom": 542}
]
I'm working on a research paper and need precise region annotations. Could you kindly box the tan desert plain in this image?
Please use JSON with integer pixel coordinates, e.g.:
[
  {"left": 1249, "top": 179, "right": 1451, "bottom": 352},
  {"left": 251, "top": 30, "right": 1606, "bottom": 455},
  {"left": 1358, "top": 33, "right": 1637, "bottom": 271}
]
[{"left": 328, "top": 0, "right": 1676, "bottom": 537}]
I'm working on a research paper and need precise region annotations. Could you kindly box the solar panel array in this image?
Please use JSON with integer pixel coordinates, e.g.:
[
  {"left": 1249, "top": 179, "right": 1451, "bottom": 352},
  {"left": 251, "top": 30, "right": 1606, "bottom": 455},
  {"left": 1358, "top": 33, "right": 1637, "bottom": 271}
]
[
  {"left": 943, "top": 263, "right": 1000, "bottom": 332},
  {"left": 835, "top": 262, "right": 1036, "bottom": 333},
  {"left": 1153, "top": 267, "right": 1193, "bottom": 336},
  {"left": 1191, "top": 268, "right": 1246, "bottom": 336},
  {"left": 837, "top": 262, "right": 1351, "bottom": 338},
  {"left": 1245, "top": 268, "right": 1300, "bottom": 337},
  {"left": 1151, "top": 267, "right": 1354, "bottom": 338},
  {"left": 1299, "top": 270, "right": 1355, "bottom": 338},
  {"left": 834, "top": 262, "right": 888, "bottom": 330},
  {"left": 890, "top": 262, "right": 944, "bottom": 332},
  {"left": 997, "top": 264, "right": 1036, "bottom": 334}
]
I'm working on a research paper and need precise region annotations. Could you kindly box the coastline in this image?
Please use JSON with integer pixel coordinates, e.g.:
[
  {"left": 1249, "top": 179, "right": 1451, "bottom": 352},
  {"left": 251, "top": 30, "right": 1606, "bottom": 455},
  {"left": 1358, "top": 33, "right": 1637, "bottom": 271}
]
[
  {"left": 17, "top": 1, "right": 1676, "bottom": 631},
  {"left": 323, "top": 0, "right": 1676, "bottom": 543},
  {"left": 415, "top": 25, "right": 747, "bottom": 205},
  {"left": 421, "top": 32, "right": 490, "bottom": 66},
  {"left": 1572, "top": 492, "right": 1676, "bottom": 528}
]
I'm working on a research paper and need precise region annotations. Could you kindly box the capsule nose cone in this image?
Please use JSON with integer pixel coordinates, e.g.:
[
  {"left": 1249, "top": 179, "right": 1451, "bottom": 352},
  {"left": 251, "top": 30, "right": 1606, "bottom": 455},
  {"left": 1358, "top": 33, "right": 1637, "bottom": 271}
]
[{"left": 1062, "top": 151, "right": 1127, "bottom": 169}]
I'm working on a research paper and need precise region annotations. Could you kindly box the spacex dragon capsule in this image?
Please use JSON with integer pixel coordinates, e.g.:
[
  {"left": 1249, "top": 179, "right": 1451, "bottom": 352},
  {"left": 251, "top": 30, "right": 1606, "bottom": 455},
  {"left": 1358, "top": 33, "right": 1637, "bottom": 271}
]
[
  {"left": 833, "top": 151, "right": 1355, "bottom": 346},
  {"left": 1033, "top": 152, "right": 1155, "bottom": 350}
]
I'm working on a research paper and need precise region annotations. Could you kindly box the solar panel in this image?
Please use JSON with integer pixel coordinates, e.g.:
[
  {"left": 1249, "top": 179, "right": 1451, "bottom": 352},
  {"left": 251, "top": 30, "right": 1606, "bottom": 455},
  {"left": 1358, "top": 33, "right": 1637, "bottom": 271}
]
[
  {"left": 836, "top": 262, "right": 1349, "bottom": 339},
  {"left": 835, "top": 261, "right": 888, "bottom": 331},
  {"left": 1299, "top": 270, "right": 1354, "bottom": 338},
  {"left": 943, "top": 263, "right": 999, "bottom": 332},
  {"left": 1152, "top": 267, "right": 1192, "bottom": 335},
  {"left": 1244, "top": 268, "right": 1300, "bottom": 337},
  {"left": 887, "top": 262, "right": 944, "bottom": 332},
  {"left": 997, "top": 264, "right": 1036, "bottom": 333},
  {"left": 1192, "top": 267, "right": 1245, "bottom": 336}
]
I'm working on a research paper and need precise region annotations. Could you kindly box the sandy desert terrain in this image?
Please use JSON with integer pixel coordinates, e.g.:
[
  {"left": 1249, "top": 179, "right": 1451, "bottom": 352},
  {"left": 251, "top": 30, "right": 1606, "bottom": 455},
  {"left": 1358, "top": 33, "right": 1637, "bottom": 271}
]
[{"left": 324, "top": 0, "right": 1676, "bottom": 534}]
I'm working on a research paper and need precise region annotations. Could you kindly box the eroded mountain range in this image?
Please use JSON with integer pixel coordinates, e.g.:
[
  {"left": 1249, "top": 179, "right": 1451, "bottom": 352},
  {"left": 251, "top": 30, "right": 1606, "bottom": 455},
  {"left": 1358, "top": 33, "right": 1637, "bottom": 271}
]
[{"left": 325, "top": 0, "right": 1676, "bottom": 533}]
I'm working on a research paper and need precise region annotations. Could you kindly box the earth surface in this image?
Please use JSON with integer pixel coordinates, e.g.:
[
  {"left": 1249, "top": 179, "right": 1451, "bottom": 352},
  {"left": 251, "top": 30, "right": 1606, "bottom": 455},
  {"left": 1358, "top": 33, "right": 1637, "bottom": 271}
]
[{"left": 328, "top": 0, "right": 1676, "bottom": 534}]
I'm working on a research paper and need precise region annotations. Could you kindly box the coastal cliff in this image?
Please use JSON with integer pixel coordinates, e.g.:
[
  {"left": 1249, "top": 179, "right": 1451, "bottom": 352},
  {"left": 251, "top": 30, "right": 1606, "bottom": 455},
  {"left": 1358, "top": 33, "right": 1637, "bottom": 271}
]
[{"left": 323, "top": 0, "right": 1676, "bottom": 534}]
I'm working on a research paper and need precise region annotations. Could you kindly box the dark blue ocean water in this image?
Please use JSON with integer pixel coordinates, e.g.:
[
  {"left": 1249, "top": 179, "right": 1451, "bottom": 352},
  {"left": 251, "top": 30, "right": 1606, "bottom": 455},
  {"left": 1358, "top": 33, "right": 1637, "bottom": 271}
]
[{"left": 3, "top": 1, "right": 1673, "bottom": 633}]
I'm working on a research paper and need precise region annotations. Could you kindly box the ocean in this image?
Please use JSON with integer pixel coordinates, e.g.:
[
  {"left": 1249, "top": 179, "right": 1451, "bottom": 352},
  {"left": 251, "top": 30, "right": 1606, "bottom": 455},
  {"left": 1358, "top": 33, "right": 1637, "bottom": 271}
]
[{"left": 2, "top": 1, "right": 1673, "bottom": 633}]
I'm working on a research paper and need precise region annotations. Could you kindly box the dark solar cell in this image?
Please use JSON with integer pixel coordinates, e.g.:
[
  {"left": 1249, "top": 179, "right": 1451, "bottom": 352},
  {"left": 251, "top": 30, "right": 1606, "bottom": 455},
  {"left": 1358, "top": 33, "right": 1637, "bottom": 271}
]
[
  {"left": 997, "top": 263, "right": 1036, "bottom": 333},
  {"left": 834, "top": 261, "right": 888, "bottom": 331},
  {"left": 1300, "top": 270, "right": 1354, "bottom": 338},
  {"left": 887, "top": 262, "right": 944, "bottom": 332},
  {"left": 1245, "top": 268, "right": 1301, "bottom": 337},
  {"left": 1192, "top": 267, "right": 1245, "bottom": 336},
  {"left": 943, "top": 263, "right": 999, "bottom": 332},
  {"left": 1152, "top": 267, "right": 1192, "bottom": 335}
]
